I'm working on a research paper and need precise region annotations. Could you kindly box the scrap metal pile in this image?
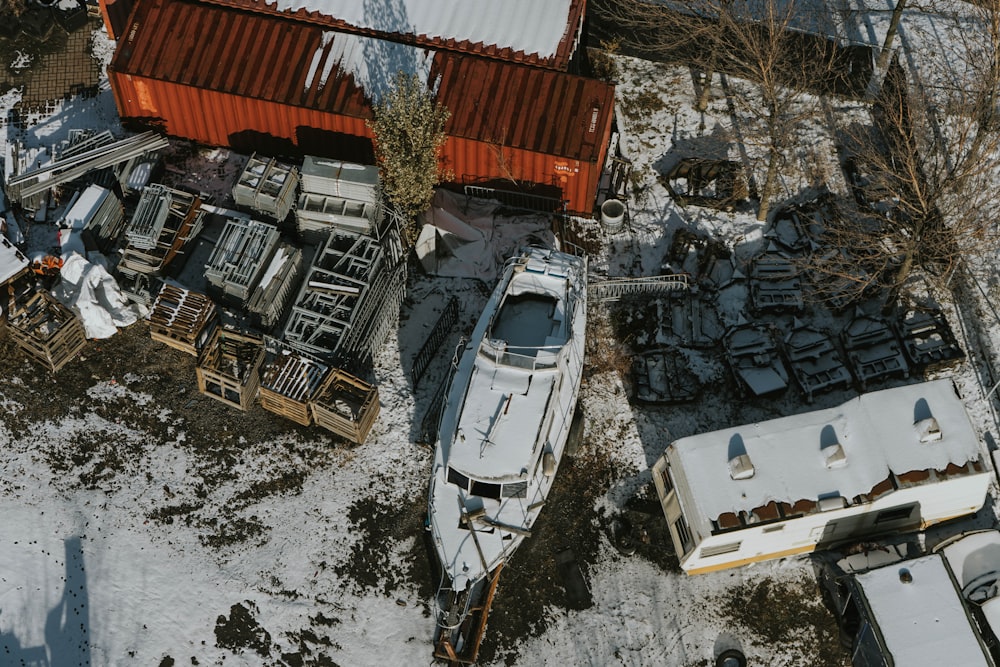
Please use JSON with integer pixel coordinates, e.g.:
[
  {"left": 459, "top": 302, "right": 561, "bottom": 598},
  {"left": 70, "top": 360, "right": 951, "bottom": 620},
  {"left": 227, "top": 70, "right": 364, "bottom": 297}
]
[
  {"left": 1, "top": 136, "right": 400, "bottom": 443},
  {"left": 618, "top": 192, "right": 965, "bottom": 404}
]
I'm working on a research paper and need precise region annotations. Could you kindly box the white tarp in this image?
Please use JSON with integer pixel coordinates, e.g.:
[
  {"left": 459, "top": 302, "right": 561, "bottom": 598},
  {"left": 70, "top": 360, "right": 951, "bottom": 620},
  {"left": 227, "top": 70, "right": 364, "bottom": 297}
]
[
  {"left": 51, "top": 253, "right": 146, "bottom": 339},
  {"left": 415, "top": 189, "right": 556, "bottom": 282}
]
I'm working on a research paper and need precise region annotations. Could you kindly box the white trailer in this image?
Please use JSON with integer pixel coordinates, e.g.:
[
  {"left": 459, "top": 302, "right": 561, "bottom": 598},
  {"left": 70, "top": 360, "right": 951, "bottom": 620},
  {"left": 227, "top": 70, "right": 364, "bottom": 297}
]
[{"left": 652, "top": 379, "right": 992, "bottom": 575}]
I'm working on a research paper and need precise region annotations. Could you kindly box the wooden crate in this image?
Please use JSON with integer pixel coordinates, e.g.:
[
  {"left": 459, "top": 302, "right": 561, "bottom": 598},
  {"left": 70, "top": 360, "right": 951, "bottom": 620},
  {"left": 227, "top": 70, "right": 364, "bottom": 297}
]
[
  {"left": 7, "top": 290, "right": 87, "bottom": 373},
  {"left": 196, "top": 327, "right": 265, "bottom": 411},
  {"left": 149, "top": 283, "right": 218, "bottom": 356},
  {"left": 311, "top": 369, "right": 380, "bottom": 444},
  {"left": 259, "top": 351, "right": 328, "bottom": 426}
]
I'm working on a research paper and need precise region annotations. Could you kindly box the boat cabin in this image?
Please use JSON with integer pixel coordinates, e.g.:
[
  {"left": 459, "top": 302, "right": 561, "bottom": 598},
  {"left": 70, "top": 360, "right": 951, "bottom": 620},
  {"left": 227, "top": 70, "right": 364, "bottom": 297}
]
[{"left": 652, "top": 379, "right": 992, "bottom": 574}]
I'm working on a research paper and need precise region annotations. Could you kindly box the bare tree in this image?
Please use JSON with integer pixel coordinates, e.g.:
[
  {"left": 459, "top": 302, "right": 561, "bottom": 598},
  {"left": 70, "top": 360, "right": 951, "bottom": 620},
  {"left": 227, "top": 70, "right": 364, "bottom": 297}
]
[
  {"left": 592, "top": 0, "right": 840, "bottom": 221},
  {"left": 2, "top": 0, "right": 26, "bottom": 18},
  {"left": 367, "top": 72, "right": 451, "bottom": 246},
  {"left": 814, "top": 0, "right": 1000, "bottom": 303}
]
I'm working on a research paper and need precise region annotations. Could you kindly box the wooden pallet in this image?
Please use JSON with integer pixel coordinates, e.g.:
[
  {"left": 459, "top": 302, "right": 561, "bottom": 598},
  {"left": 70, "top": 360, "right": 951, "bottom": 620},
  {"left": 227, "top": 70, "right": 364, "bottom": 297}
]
[
  {"left": 7, "top": 289, "right": 87, "bottom": 373},
  {"left": 149, "top": 283, "right": 218, "bottom": 356},
  {"left": 196, "top": 327, "right": 265, "bottom": 411},
  {"left": 259, "top": 352, "right": 328, "bottom": 426},
  {"left": 311, "top": 369, "right": 380, "bottom": 444},
  {"left": 433, "top": 565, "right": 504, "bottom": 666}
]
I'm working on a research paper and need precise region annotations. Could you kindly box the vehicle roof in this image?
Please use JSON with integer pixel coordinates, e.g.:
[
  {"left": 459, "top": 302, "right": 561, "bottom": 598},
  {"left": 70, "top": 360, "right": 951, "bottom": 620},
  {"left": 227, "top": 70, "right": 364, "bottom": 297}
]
[
  {"left": 665, "top": 379, "right": 982, "bottom": 523},
  {"left": 856, "top": 555, "right": 992, "bottom": 667}
]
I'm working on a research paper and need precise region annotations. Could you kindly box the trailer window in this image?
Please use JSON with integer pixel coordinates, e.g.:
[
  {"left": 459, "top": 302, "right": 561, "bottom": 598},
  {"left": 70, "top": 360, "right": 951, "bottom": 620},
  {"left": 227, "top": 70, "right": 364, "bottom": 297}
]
[
  {"left": 659, "top": 466, "right": 674, "bottom": 494},
  {"left": 674, "top": 516, "right": 694, "bottom": 553},
  {"left": 700, "top": 541, "right": 742, "bottom": 558}
]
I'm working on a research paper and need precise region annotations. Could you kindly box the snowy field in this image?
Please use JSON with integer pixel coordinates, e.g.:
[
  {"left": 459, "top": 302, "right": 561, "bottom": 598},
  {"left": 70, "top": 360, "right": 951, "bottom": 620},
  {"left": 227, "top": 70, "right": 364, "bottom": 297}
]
[{"left": 1, "top": 6, "right": 1000, "bottom": 667}]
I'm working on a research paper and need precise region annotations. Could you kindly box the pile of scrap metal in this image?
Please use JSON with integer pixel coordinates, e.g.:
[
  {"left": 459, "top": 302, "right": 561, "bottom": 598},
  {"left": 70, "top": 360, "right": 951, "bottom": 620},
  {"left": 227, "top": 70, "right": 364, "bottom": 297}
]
[
  {"left": 661, "top": 157, "right": 748, "bottom": 212},
  {"left": 295, "top": 157, "right": 383, "bottom": 242},
  {"left": 203, "top": 217, "right": 302, "bottom": 330},
  {"left": 893, "top": 307, "right": 964, "bottom": 373},
  {"left": 748, "top": 243, "right": 803, "bottom": 314},
  {"left": 783, "top": 320, "right": 852, "bottom": 402},
  {"left": 232, "top": 153, "right": 299, "bottom": 222},
  {"left": 631, "top": 348, "right": 702, "bottom": 403},
  {"left": 6, "top": 276, "right": 88, "bottom": 373},
  {"left": 0, "top": 234, "right": 31, "bottom": 316},
  {"left": 56, "top": 183, "right": 125, "bottom": 256},
  {"left": 841, "top": 311, "right": 909, "bottom": 390},
  {"left": 281, "top": 228, "right": 406, "bottom": 373},
  {"left": 4, "top": 131, "right": 168, "bottom": 212},
  {"left": 724, "top": 323, "right": 790, "bottom": 397},
  {"left": 116, "top": 184, "right": 206, "bottom": 305}
]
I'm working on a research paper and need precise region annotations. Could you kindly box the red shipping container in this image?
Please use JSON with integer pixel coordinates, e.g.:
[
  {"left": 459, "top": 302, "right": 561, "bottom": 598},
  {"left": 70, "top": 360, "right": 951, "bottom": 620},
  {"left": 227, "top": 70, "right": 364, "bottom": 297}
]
[{"left": 109, "top": 0, "right": 614, "bottom": 214}]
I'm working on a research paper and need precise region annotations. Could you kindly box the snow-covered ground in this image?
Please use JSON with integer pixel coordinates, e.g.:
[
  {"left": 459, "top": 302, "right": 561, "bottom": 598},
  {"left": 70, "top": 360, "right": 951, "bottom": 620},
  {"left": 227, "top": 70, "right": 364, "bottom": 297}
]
[{"left": 1, "top": 9, "right": 1000, "bottom": 667}]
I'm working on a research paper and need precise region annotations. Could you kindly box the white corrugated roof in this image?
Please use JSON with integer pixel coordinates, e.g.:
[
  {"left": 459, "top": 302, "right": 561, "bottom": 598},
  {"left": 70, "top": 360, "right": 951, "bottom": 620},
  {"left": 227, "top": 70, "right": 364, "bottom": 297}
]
[
  {"left": 0, "top": 235, "right": 28, "bottom": 284},
  {"left": 669, "top": 379, "right": 982, "bottom": 521},
  {"left": 857, "top": 555, "right": 991, "bottom": 667},
  {"left": 304, "top": 31, "right": 433, "bottom": 102},
  {"left": 267, "top": 0, "right": 573, "bottom": 59}
]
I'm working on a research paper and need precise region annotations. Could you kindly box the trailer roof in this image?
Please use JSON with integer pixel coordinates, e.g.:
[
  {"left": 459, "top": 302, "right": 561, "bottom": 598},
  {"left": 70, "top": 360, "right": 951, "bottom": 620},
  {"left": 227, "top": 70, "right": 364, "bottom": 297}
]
[
  {"left": 856, "top": 555, "right": 991, "bottom": 667},
  {"left": 666, "top": 379, "right": 983, "bottom": 522}
]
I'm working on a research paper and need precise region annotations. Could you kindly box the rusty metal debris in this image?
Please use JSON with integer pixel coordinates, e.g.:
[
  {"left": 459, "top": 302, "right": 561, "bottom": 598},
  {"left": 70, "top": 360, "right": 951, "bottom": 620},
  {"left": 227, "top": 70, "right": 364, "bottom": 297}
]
[
  {"left": 749, "top": 243, "right": 803, "bottom": 314},
  {"left": 893, "top": 308, "right": 965, "bottom": 373},
  {"left": 841, "top": 311, "right": 909, "bottom": 390},
  {"left": 783, "top": 321, "right": 851, "bottom": 402},
  {"left": 631, "top": 347, "right": 701, "bottom": 403},
  {"left": 724, "top": 323, "right": 789, "bottom": 396},
  {"left": 662, "top": 158, "right": 748, "bottom": 212}
]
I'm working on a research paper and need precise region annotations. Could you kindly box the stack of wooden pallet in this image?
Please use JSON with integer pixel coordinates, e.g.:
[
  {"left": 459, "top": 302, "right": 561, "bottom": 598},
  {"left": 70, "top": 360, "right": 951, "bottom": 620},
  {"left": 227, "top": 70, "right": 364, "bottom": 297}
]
[
  {"left": 196, "top": 327, "right": 265, "bottom": 411},
  {"left": 149, "top": 283, "right": 218, "bottom": 356},
  {"left": 7, "top": 288, "right": 87, "bottom": 373},
  {"left": 311, "top": 369, "right": 380, "bottom": 444},
  {"left": 258, "top": 349, "right": 329, "bottom": 426}
]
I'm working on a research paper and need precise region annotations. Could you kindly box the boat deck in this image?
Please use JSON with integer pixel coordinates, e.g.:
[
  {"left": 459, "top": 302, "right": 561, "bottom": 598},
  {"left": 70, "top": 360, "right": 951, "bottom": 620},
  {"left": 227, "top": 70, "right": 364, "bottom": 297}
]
[{"left": 491, "top": 294, "right": 559, "bottom": 351}]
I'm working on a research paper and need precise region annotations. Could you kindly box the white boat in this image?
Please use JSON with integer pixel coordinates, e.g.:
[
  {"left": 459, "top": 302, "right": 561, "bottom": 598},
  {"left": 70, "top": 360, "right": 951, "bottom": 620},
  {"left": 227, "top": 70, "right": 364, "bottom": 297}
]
[{"left": 427, "top": 246, "right": 586, "bottom": 658}]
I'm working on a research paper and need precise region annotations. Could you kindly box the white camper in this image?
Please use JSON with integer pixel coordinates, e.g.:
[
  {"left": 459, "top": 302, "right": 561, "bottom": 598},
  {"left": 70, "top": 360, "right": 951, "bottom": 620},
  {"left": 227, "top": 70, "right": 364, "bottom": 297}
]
[{"left": 652, "top": 379, "right": 992, "bottom": 575}]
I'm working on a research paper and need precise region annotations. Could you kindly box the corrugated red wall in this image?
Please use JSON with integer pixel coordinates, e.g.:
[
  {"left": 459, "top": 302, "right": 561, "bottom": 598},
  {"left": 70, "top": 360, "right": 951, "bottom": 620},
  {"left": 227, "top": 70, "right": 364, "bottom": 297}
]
[
  {"left": 109, "top": 73, "right": 373, "bottom": 150},
  {"left": 98, "top": 0, "right": 133, "bottom": 40}
]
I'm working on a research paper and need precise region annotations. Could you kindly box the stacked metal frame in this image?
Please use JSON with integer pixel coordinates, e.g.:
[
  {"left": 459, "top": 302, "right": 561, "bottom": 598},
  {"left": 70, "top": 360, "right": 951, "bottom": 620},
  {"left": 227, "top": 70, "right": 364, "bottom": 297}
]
[
  {"left": 203, "top": 218, "right": 281, "bottom": 305},
  {"left": 4, "top": 131, "right": 169, "bottom": 211},
  {"left": 281, "top": 229, "right": 404, "bottom": 368},
  {"left": 232, "top": 153, "right": 299, "bottom": 222},
  {"left": 296, "top": 157, "right": 382, "bottom": 242}
]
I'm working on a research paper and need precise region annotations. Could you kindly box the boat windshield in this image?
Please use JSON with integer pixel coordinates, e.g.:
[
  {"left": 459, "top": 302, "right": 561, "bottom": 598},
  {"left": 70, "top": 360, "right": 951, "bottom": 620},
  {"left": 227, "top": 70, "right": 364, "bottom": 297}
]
[{"left": 447, "top": 466, "right": 528, "bottom": 499}]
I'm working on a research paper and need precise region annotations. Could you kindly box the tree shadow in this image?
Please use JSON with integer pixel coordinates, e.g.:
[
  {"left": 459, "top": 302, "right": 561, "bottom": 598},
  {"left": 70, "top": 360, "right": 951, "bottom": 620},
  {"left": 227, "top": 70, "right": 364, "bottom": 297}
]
[{"left": 0, "top": 536, "right": 90, "bottom": 667}]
